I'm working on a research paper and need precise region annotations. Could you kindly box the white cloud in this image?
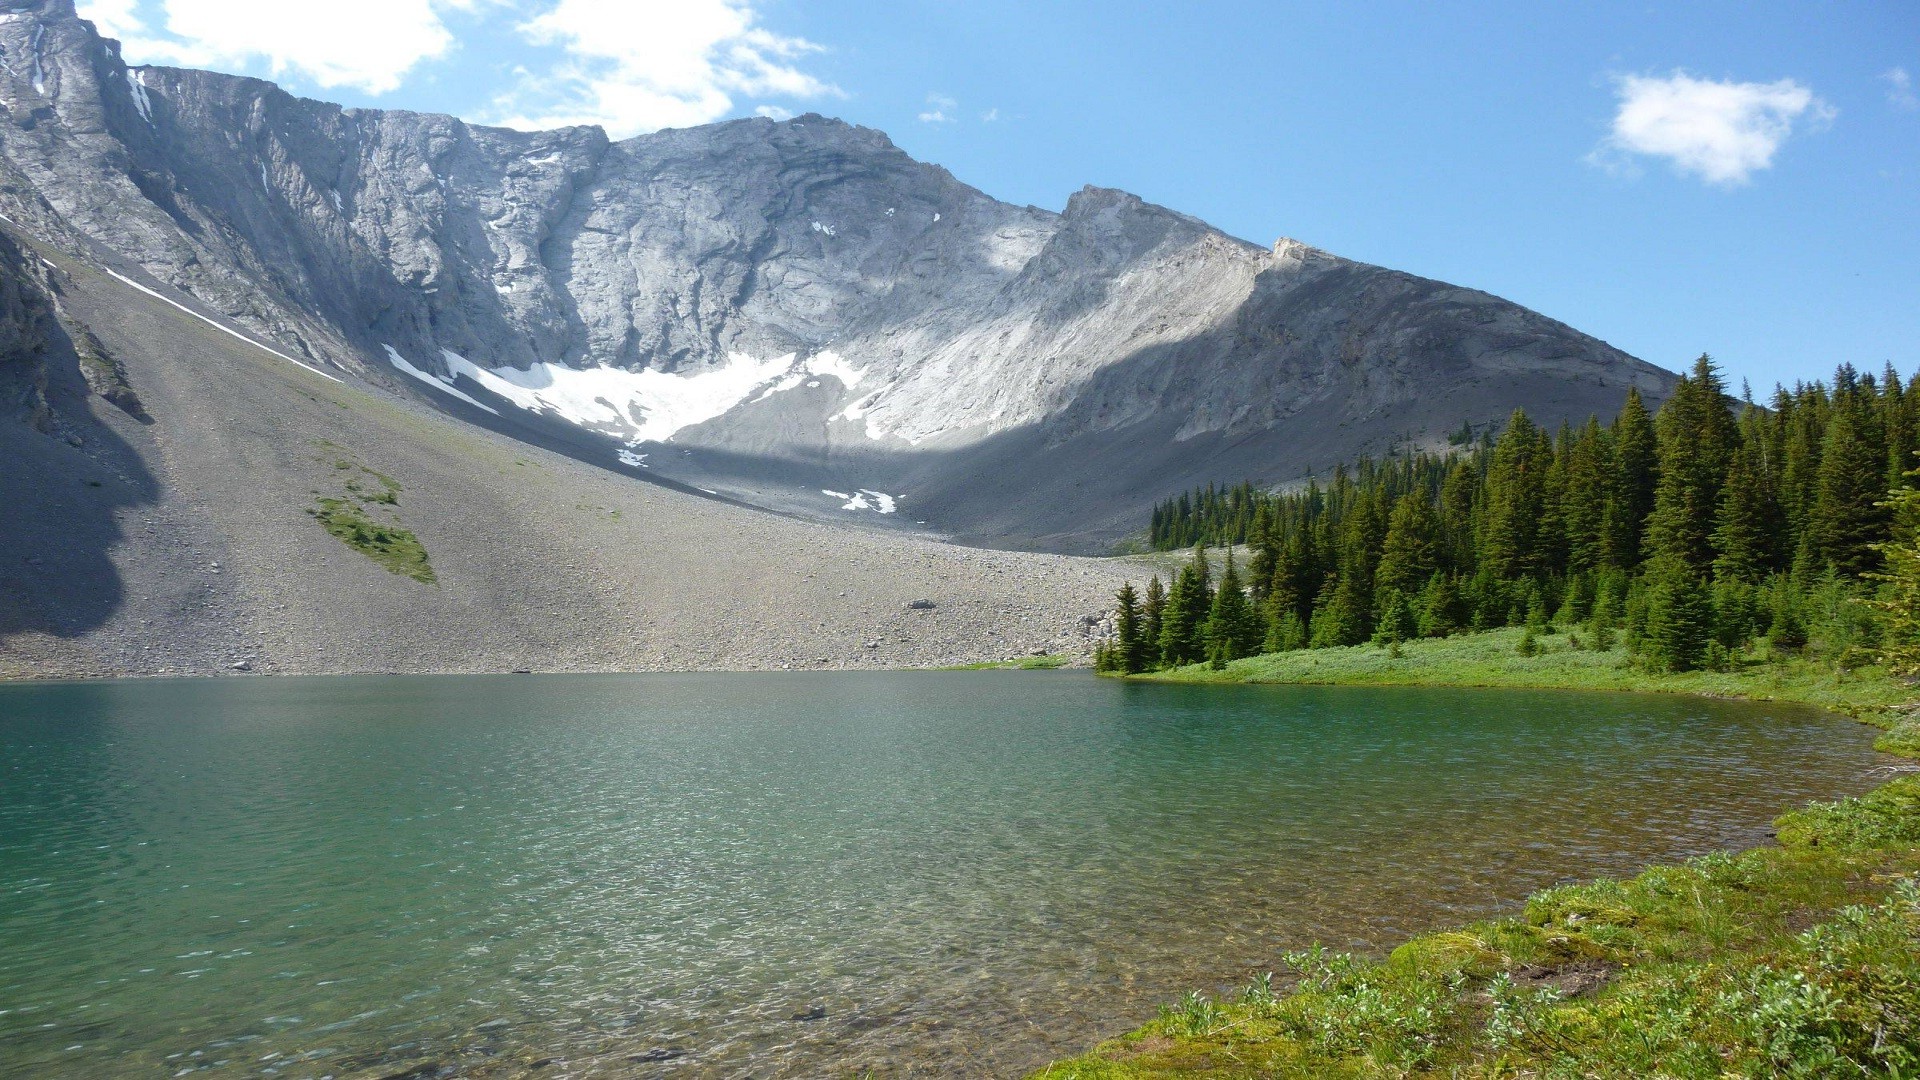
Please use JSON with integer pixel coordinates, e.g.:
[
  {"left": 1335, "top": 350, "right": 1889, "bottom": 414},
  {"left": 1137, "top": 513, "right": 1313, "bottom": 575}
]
[
  {"left": 980, "top": 107, "right": 999, "bottom": 122},
  {"left": 76, "top": 0, "right": 468, "bottom": 95},
  {"left": 1589, "top": 71, "right": 1834, "bottom": 186},
  {"left": 484, "top": 0, "right": 840, "bottom": 138},
  {"left": 1886, "top": 67, "right": 1919, "bottom": 111},
  {"left": 917, "top": 92, "right": 956, "bottom": 123},
  {"left": 754, "top": 104, "right": 793, "bottom": 121}
]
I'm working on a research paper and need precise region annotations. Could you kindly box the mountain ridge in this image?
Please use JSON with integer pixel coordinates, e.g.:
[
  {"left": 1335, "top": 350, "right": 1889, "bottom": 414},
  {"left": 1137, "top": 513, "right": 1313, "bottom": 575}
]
[{"left": 1, "top": 0, "right": 1673, "bottom": 554}]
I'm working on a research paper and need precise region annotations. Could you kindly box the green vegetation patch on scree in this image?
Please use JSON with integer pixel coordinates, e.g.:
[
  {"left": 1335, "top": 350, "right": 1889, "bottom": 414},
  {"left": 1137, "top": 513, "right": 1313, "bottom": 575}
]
[
  {"left": 308, "top": 498, "right": 435, "bottom": 584},
  {"left": 306, "top": 442, "right": 433, "bottom": 584}
]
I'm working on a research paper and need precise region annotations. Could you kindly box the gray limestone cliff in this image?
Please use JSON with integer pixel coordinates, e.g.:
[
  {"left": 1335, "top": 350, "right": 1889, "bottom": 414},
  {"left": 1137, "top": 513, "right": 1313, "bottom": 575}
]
[{"left": 0, "top": 0, "right": 1674, "bottom": 549}]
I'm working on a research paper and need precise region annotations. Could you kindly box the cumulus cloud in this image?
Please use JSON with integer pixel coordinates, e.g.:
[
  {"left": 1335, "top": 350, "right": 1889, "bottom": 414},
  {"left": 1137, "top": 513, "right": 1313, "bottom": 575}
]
[
  {"left": 1887, "top": 68, "right": 1919, "bottom": 111},
  {"left": 1589, "top": 71, "right": 1834, "bottom": 186},
  {"left": 917, "top": 92, "right": 956, "bottom": 123},
  {"left": 76, "top": 0, "right": 469, "bottom": 95},
  {"left": 483, "top": 0, "right": 841, "bottom": 137},
  {"left": 754, "top": 104, "right": 793, "bottom": 121}
]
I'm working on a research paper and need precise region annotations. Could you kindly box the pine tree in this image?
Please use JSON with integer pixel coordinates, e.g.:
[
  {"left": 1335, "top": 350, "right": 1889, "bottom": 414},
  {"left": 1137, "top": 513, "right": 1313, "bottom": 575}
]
[
  {"left": 1869, "top": 457, "right": 1920, "bottom": 674},
  {"left": 1483, "top": 410, "right": 1548, "bottom": 580},
  {"left": 1157, "top": 548, "right": 1214, "bottom": 667},
  {"left": 1112, "top": 582, "right": 1146, "bottom": 674},
  {"left": 1204, "top": 550, "right": 1261, "bottom": 664},
  {"left": 1375, "top": 491, "right": 1439, "bottom": 599},
  {"left": 1310, "top": 573, "right": 1370, "bottom": 648},
  {"left": 1372, "top": 588, "right": 1418, "bottom": 645},
  {"left": 1606, "top": 386, "right": 1659, "bottom": 568},
  {"left": 1813, "top": 382, "right": 1890, "bottom": 577},
  {"left": 1560, "top": 417, "right": 1611, "bottom": 574},
  {"left": 1646, "top": 356, "right": 1739, "bottom": 574},
  {"left": 1640, "top": 555, "right": 1714, "bottom": 672},
  {"left": 1142, "top": 575, "right": 1167, "bottom": 669},
  {"left": 1711, "top": 432, "right": 1773, "bottom": 582}
]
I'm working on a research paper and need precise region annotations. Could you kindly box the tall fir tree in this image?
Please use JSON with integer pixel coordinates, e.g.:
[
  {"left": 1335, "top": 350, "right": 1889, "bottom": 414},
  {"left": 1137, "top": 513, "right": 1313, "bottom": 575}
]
[
  {"left": 1645, "top": 355, "right": 1740, "bottom": 574},
  {"left": 1606, "top": 386, "right": 1659, "bottom": 569}
]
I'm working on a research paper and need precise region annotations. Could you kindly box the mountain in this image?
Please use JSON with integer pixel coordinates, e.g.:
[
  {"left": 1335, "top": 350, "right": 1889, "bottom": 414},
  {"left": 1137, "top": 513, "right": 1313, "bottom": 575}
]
[{"left": 0, "top": 0, "right": 1674, "bottom": 556}]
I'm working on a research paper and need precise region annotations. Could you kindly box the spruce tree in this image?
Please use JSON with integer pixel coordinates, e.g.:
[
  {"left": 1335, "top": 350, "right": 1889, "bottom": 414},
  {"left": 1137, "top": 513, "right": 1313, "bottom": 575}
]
[
  {"left": 1113, "top": 582, "right": 1145, "bottom": 674},
  {"left": 1142, "top": 575, "right": 1167, "bottom": 668},
  {"left": 1813, "top": 386, "right": 1890, "bottom": 577},
  {"left": 1483, "top": 410, "right": 1547, "bottom": 580},
  {"left": 1560, "top": 418, "right": 1611, "bottom": 575},
  {"left": 1606, "top": 386, "right": 1659, "bottom": 568},
  {"left": 1640, "top": 555, "right": 1714, "bottom": 672},
  {"left": 1646, "top": 356, "right": 1739, "bottom": 574},
  {"left": 1375, "top": 491, "right": 1439, "bottom": 599},
  {"left": 1711, "top": 433, "right": 1773, "bottom": 582},
  {"left": 1204, "top": 550, "right": 1261, "bottom": 663}
]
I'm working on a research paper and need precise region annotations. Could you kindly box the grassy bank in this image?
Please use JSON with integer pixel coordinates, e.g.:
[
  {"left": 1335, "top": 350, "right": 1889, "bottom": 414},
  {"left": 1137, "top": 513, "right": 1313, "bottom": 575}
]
[{"left": 1033, "top": 631, "right": 1920, "bottom": 1078}]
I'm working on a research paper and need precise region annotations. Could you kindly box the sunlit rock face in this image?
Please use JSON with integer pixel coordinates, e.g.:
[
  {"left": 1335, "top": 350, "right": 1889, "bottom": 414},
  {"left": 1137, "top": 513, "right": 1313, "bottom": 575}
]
[{"left": 0, "top": 0, "right": 1673, "bottom": 549}]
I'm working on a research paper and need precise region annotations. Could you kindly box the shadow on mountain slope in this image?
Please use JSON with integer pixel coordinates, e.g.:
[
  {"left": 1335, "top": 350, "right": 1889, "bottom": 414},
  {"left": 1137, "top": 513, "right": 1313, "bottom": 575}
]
[{"left": 0, "top": 236, "right": 157, "bottom": 642}]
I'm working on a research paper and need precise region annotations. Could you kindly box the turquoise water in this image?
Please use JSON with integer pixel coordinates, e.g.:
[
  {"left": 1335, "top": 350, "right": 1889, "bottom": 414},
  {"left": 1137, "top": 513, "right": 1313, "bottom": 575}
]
[{"left": 0, "top": 673, "right": 1886, "bottom": 1077}]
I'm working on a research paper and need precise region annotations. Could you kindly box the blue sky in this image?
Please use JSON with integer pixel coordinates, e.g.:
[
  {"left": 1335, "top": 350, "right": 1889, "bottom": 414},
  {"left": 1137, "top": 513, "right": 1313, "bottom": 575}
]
[{"left": 77, "top": 0, "right": 1919, "bottom": 394}]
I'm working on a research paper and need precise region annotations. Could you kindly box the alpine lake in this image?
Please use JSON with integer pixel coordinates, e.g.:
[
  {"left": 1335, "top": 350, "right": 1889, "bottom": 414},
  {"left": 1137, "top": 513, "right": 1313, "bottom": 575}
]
[{"left": 0, "top": 671, "right": 1890, "bottom": 1077}]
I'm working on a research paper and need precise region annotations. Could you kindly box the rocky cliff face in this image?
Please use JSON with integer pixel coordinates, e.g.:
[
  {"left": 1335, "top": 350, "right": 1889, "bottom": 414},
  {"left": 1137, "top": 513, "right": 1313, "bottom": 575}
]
[{"left": 0, "top": 0, "right": 1675, "bottom": 550}]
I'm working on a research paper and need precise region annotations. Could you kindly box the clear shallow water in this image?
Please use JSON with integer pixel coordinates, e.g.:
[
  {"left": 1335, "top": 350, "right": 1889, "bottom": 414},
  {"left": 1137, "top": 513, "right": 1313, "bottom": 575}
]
[{"left": 0, "top": 672, "right": 1887, "bottom": 1078}]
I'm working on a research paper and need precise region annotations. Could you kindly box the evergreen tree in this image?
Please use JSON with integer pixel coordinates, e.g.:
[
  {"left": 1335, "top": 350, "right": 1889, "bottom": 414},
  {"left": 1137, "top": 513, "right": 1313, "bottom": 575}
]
[
  {"left": 1639, "top": 555, "right": 1714, "bottom": 672},
  {"left": 1157, "top": 548, "right": 1214, "bottom": 667},
  {"left": 1606, "top": 386, "right": 1659, "bottom": 568},
  {"left": 1204, "top": 551, "right": 1262, "bottom": 664},
  {"left": 1813, "top": 383, "right": 1890, "bottom": 577},
  {"left": 1310, "top": 573, "right": 1370, "bottom": 648},
  {"left": 1646, "top": 356, "right": 1739, "bottom": 573},
  {"left": 1870, "top": 458, "right": 1920, "bottom": 675},
  {"left": 1711, "top": 432, "right": 1773, "bottom": 582},
  {"left": 1112, "top": 582, "right": 1146, "bottom": 674},
  {"left": 1560, "top": 418, "right": 1611, "bottom": 574},
  {"left": 1372, "top": 588, "right": 1418, "bottom": 645},
  {"left": 1375, "top": 491, "right": 1439, "bottom": 599},
  {"left": 1483, "top": 410, "right": 1548, "bottom": 580},
  {"left": 1142, "top": 575, "right": 1167, "bottom": 668}
]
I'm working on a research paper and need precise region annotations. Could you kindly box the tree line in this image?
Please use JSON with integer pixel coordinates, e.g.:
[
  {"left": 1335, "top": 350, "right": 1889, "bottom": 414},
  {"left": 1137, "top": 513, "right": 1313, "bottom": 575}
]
[{"left": 1099, "top": 356, "right": 1920, "bottom": 674}]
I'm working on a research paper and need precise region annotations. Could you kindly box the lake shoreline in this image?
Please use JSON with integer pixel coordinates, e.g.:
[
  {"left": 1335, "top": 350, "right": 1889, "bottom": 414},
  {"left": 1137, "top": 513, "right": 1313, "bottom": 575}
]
[{"left": 1036, "top": 629, "right": 1920, "bottom": 1077}]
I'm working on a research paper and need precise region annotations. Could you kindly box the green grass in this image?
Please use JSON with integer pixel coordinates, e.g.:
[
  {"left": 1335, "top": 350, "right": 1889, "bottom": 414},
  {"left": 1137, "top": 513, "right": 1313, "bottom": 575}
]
[
  {"left": 308, "top": 496, "right": 435, "bottom": 584},
  {"left": 1028, "top": 631, "right": 1920, "bottom": 1078},
  {"left": 1137, "top": 627, "right": 1916, "bottom": 736}
]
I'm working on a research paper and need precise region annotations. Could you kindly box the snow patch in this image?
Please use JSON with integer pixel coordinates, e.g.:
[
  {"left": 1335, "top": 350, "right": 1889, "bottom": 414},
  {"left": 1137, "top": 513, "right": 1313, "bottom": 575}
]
[
  {"left": 523, "top": 152, "right": 561, "bottom": 166},
  {"left": 29, "top": 22, "right": 46, "bottom": 96},
  {"left": 932, "top": 212, "right": 940, "bottom": 222},
  {"left": 329, "top": 190, "right": 343, "bottom": 213},
  {"left": 810, "top": 221, "right": 835, "bottom": 237},
  {"left": 441, "top": 349, "right": 808, "bottom": 444},
  {"left": 383, "top": 345, "right": 500, "bottom": 415},
  {"left": 885, "top": 207, "right": 895, "bottom": 217},
  {"left": 126, "top": 68, "right": 153, "bottom": 124},
  {"left": 616, "top": 448, "right": 648, "bottom": 468},
  {"left": 822, "top": 488, "right": 898, "bottom": 514},
  {"left": 260, "top": 163, "right": 271, "bottom": 193},
  {"left": 105, "top": 269, "right": 342, "bottom": 383},
  {"left": 749, "top": 350, "right": 868, "bottom": 404}
]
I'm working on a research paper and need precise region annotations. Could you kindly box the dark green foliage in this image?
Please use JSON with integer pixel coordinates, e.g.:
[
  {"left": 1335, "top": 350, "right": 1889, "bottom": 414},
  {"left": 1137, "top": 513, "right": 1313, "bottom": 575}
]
[
  {"left": 1640, "top": 556, "right": 1714, "bottom": 672},
  {"left": 1157, "top": 548, "right": 1213, "bottom": 668},
  {"left": 1119, "top": 362, "right": 1920, "bottom": 674},
  {"left": 1203, "top": 551, "right": 1261, "bottom": 665},
  {"left": 1110, "top": 582, "right": 1149, "bottom": 674}
]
